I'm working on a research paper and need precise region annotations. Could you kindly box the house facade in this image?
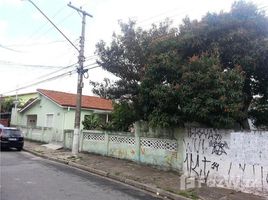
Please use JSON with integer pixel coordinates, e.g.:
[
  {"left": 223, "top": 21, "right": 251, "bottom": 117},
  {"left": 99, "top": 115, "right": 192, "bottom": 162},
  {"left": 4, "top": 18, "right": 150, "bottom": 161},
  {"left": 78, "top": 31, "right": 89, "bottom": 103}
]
[
  {"left": 11, "top": 89, "right": 113, "bottom": 142},
  {"left": 0, "top": 92, "right": 38, "bottom": 127}
]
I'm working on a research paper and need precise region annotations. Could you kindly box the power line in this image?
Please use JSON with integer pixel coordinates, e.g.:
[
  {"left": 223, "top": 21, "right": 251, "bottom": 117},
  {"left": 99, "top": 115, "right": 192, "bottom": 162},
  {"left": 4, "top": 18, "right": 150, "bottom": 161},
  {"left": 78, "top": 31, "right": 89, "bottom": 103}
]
[
  {"left": 2, "top": 71, "right": 75, "bottom": 95},
  {"left": 137, "top": 7, "right": 187, "bottom": 25},
  {"left": 25, "top": 60, "right": 98, "bottom": 85},
  {"left": 133, "top": 3, "right": 268, "bottom": 44},
  {"left": 10, "top": 55, "right": 98, "bottom": 86},
  {"left": 32, "top": 11, "right": 76, "bottom": 42},
  {"left": 25, "top": 0, "right": 79, "bottom": 52},
  {"left": 6, "top": 40, "right": 66, "bottom": 47},
  {"left": 0, "top": 44, "right": 22, "bottom": 53},
  {"left": 0, "top": 60, "right": 68, "bottom": 69},
  {"left": 1, "top": 63, "right": 99, "bottom": 95},
  {"left": 136, "top": 3, "right": 267, "bottom": 28},
  {"left": 21, "top": 62, "right": 78, "bottom": 85},
  {"left": 22, "top": 4, "right": 68, "bottom": 45}
]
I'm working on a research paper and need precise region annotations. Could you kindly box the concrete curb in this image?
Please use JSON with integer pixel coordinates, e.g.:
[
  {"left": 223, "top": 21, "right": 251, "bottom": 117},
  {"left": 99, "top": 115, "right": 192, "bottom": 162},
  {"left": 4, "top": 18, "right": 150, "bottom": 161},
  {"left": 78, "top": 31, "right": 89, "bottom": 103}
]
[{"left": 23, "top": 148, "right": 190, "bottom": 200}]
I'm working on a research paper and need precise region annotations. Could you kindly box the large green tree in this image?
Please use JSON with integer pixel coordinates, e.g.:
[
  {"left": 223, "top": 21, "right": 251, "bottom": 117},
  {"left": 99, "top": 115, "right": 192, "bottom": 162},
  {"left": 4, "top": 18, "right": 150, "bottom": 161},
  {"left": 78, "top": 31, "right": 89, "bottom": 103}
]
[
  {"left": 139, "top": 53, "right": 245, "bottom": 128},
  {"left": 179, "top": 54, "right": 245, "bottom": 128},
  {"left": 93, "top": 1, "right": 268, "bottom": 129},
  {"left": 95, "top": 19, "right": 179, "bottom": 127},
  {"left": 178, "top": 1, "right": 268, "bottom": 128},
  {"left": 95, "top": 19, "right": 178, "bottom": 103}
]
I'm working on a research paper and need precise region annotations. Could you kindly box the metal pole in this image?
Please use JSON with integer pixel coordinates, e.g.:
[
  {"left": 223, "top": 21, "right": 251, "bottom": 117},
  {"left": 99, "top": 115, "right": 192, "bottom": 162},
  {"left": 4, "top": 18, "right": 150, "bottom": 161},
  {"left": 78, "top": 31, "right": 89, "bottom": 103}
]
[{"left": 69, "top": 3, "right": 92, "bottom": 155}]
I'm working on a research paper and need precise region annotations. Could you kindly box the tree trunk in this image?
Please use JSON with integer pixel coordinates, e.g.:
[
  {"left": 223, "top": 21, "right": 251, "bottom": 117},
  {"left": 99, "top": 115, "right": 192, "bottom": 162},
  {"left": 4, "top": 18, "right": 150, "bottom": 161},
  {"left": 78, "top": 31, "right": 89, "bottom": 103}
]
[
  {"left": 239, "top": 76, "right": 253, "bottom": 130},
  {"left": 240, "top": 94, "right": 252, "bottom": 130},
  {"left": 241, "top": 118, "right": 250, "bottom": 130}
]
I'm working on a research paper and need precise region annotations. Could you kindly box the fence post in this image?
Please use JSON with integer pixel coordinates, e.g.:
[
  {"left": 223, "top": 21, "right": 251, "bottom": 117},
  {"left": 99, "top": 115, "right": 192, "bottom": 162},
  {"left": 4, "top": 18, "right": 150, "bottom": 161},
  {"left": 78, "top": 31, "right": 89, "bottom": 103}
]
[
  {"left": 30, "top": 127, "right": 33, "bottom": 140},
  {"left": 134, "top": 121, "right": 141, "bottom": 163},
  {"left": 63, "top": 130, "right": 66, "bottom": 148},
  {"left": 105, "top": 131, "right": 109, "bottom": 156},
  {"left": 176, "top": 128, "right": 185, "bottom": 171},
  {"left": 79, "top": 130, "right": 83, "bottom": 152},
  {"left": 41, "top": 127, "right": 44, "bottom": 143}
]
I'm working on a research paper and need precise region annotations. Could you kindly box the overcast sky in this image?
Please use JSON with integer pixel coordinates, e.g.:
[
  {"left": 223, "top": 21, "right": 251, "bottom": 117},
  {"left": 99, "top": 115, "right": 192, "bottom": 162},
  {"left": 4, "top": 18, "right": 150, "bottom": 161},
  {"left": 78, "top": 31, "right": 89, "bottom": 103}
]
[{"left": 0, "top": 0, "right": 267, "bottom": 97}]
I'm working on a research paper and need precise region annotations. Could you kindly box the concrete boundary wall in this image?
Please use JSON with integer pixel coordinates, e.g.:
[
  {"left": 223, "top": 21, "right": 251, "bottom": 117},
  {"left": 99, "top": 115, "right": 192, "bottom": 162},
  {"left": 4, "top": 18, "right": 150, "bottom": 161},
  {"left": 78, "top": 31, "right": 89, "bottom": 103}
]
[
  {"left": 21, "top": 126, "right": 63, "bottom": 143},
  {"left": 27, "top": 124, "right": 267, "bottom": 197},
  {"left": 63, "top": 129, "right": 179, "bottom": 171},
  {"left": 182, "top": 128, "right": 268, "bottom": 197}
]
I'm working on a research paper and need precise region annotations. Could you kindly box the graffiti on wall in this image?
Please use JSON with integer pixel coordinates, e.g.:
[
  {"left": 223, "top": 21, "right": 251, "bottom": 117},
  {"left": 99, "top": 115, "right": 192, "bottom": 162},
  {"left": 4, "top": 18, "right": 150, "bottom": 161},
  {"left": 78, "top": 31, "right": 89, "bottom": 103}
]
[
  {"left": 183, "top": 128, "right": 268, "bottom": 195},
  {"left": 184, "top": 153, "right": 220, "bottom": 183},
  {"left": 184, "top": 128, "right": 229, "bottom": 155}
]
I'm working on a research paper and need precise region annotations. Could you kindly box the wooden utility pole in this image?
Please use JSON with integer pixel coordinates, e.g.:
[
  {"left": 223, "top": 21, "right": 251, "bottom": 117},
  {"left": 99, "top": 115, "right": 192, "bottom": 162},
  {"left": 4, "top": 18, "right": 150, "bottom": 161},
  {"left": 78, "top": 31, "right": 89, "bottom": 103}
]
[
  {"left": 24, "top": 0, "right": 92, "bottom": 155},
  {"left": 68, "top": 3, "right": 93, "bottom": 155}
]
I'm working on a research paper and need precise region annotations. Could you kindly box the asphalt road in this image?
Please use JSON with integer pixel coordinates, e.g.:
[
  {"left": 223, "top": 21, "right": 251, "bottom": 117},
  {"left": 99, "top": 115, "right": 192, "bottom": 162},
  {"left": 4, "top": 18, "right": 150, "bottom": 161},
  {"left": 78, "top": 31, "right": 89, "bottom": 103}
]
[{"left": 0, "top": 150, "right": 161, "bottom": 200}]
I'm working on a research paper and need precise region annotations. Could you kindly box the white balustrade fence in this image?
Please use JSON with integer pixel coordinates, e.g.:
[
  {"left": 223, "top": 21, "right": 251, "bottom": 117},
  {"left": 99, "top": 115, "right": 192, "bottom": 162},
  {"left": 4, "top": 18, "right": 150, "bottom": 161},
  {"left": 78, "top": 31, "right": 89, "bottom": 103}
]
[{"left": 64, "top": 130, "right": 179, "bottom": 171}]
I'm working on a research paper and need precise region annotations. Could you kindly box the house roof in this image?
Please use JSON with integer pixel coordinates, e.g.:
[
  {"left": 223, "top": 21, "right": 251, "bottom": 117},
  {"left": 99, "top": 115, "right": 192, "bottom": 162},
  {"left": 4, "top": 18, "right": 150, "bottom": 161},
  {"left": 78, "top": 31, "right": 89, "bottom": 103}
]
[
  {"left": 5, "top": 92, "right": 37, "bottom": 98},
  {"left": 37, "top": 89, "right": 113, "bottom": 111},
  {"left": 19, "top": 97, "right": 40, "bottom": 113}
]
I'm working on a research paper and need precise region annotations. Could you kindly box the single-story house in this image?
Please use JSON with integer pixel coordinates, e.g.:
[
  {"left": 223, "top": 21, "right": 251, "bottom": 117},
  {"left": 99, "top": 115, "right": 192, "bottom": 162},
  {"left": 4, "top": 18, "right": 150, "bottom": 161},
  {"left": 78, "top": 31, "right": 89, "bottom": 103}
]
[
  {"left": 11, "top": 89, "right": 113, "bottom": 136},
  {"left": 1, "top": 92, "right": 38, "bottom": 127},
  {"left": 8, "top": 92, "right": 38, "bottom": 105}
]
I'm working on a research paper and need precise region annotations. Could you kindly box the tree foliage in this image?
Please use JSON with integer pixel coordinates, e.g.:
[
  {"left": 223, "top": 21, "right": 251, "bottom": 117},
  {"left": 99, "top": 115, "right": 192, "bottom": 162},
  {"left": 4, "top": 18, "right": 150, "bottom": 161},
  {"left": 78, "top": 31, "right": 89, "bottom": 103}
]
[
  {"left": 82, "top": 114, "right": 103, "bottom": 130},
  {"left": 108, "top": 102, "right": 138, "bottom": 132},
  {"left": 179, "top": 54, "right": 245, "bottom": 128},
  {"left": 1, "top": 97, "right": 14, "bottom": 113},
  {"left": 95, "top": 19, "right": 178, "bottom": 103},
  {"left": 249, "top": 98, "right": 268, "bottom": 128},
  {"left": 178, "top": 1, "right": 268, "bottom": 127},
  {"left": 89, "top": 78, "right": 111, "bottom": 99},
  {"left": 93, "top": 1, "right": 268, "bottom": 129}
]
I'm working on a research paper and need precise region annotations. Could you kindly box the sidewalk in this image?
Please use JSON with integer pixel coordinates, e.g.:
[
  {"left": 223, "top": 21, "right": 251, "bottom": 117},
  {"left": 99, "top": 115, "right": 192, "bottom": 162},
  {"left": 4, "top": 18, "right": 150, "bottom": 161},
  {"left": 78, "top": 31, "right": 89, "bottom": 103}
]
[{"left": 23, "top": 140, "right": 266, "bottom": 200}]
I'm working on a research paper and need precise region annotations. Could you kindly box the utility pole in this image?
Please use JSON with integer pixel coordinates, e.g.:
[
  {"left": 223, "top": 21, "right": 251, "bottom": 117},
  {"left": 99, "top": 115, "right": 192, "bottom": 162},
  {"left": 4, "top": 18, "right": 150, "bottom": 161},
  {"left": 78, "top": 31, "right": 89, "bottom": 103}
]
[
  {"left": 68, "top": 3, "right": 93, "bottom": 155},
  {"left": 0, "top": 94, "right": 2, "bottom": 120},
  {"left": 23, "top": 0, "right": 92, "bottom": 155},
  {"left": 14, "top": 87, "right": 19, "bottom": 125}
]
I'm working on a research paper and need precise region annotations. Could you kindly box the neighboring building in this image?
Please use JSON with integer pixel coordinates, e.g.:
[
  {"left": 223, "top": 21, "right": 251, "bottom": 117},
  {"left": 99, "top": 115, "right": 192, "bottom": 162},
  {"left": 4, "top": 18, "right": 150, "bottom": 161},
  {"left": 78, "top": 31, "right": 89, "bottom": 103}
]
[
  {"left": 7, "top": 92, "right": 38, "bottom": 105},
  {"left": 11, "top": 89, "right": 113, "bottom": 135},
  {"left": 0, "top": 92, "right": 38, "bottom": 126}
]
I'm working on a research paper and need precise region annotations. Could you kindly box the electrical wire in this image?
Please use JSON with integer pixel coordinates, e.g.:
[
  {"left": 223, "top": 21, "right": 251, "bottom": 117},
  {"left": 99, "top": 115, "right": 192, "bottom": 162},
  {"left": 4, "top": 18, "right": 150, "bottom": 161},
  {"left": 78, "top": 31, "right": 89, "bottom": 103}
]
[
  {"left": 23, "top": 62, "right": 78, "bottom": 85},
  {"left": 6, "top": 40, "right": 66, "bottom": 48},
  {"left": 32, "top": 10, "right": 76, "bottom": 42},
  {"left": 0, "top": 44, "right": 22, "bottom": 53},
  {"left": 136, "top": 3, "right": 267, "bottom": 28},
  {"left": 20, "top": 4, "right": 67, "bottom": 46},
  {"left": 0, "top": 60, "right": 67, "bottom": 69},
  {"left": 1, "top": 71, "right": 76, "bottom": 95},
  {"left": 133, "top": 3, "right": 268, "bottom": 44},
  {"left": 1, "top": 63, "right": 99, "bottom": 95},
  {"left": 137, "top": 7, "right": 187, "bottom": 25}
]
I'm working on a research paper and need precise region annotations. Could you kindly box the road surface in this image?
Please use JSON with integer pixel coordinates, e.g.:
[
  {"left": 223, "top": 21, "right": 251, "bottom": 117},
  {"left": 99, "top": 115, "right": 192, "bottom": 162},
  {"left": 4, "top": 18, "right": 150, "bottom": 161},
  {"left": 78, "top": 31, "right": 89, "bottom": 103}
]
[{"left": 0, "top": 150, "right": 161, "bottom": 200}]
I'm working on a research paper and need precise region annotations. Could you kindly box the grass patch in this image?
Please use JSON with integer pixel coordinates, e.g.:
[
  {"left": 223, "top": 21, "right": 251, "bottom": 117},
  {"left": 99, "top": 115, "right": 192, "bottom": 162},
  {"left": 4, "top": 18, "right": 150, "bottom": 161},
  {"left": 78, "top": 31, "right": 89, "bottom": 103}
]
[
  {"left": 67, "top": 155, "right": 81, "bottom": 161},
  {"left": 178, "top": 189, "right": 199, "bottom": 200}
]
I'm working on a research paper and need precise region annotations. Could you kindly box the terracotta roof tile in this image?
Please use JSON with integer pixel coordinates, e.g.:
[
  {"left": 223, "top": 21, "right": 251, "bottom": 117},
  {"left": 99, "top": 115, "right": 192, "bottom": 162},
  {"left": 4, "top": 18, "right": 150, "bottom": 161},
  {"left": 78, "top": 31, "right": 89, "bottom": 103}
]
[{"left": 37, "top": 89, "right": 113, "bottom": 111}]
